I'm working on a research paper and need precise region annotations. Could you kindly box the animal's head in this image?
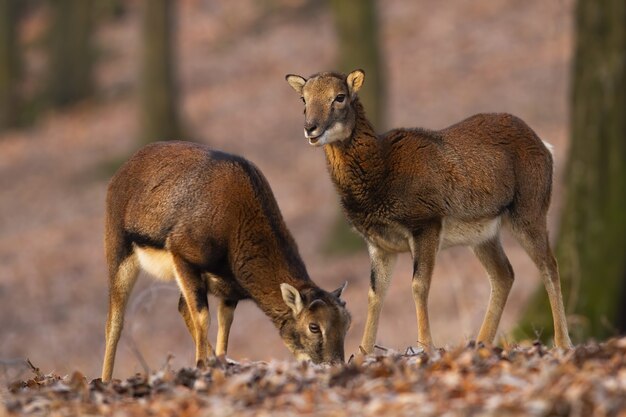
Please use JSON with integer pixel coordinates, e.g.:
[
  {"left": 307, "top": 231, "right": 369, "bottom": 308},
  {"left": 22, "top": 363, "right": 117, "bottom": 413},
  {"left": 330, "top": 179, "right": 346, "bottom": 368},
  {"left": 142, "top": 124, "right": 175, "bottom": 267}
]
[
  {"left": 285, "top": 70, "right": 365, "bottom": 146},
  {"left": 279, "top": 282, "right": 351, "bottom": 364}
]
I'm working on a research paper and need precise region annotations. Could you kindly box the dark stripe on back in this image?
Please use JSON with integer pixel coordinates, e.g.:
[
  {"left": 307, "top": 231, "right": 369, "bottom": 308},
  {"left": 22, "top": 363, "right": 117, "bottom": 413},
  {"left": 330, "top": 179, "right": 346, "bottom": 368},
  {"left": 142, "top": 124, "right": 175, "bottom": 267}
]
[{"left": 232, "top": 158, "right": 310, "bottom": 281}]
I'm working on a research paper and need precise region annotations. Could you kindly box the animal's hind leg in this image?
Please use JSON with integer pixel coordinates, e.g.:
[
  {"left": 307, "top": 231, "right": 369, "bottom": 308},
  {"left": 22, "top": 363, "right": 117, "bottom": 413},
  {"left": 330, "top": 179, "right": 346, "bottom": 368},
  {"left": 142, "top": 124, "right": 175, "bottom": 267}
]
[
  {"left": 102, "top": 254, "right": 140, "bottom": 382},
  {"left": 509, "top": 219, "right": 573, "bottom": 348},
  {"left": 177, "top": 294, "right": 197, "bottom": 345},
  {"left": 473, "top": 237, "right": 514, "bottom": 344},
  {"left": 409, "top": 226, "right": 440, "bottom": 352},
  {"left": 172, "top": 257, "right": 214, "bottom": 367},
  {"left": 216, "top": 299, "right": 237, "bottom": 357}
]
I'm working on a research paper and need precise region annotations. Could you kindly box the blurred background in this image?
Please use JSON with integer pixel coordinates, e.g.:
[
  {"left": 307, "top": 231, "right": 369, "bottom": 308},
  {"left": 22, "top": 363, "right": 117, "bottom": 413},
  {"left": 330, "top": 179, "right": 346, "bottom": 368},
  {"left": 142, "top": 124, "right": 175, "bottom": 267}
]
[{"left": 1, "top": 0, "right": 624, "bottom": 382}]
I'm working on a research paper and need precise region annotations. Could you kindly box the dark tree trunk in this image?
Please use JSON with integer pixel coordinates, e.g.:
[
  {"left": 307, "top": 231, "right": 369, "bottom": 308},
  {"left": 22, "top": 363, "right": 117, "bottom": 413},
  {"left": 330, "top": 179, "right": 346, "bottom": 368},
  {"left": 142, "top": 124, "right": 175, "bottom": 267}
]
[
  {"left": 325, "top": 0, "right": 386, "bottom": 256},
  {"left": 46, "top": 0, "right": 94, "bottom": 107},
  {"left": 329, "top": 0, "right": 385, "bottom": 131},
  {"left": 618, "top": 256, "right": 626, "bottom": 333},
  {"left": 96, "top": 0, "right": 125, "bottom": 21},
  {"left": 0, "top": 0, "right": 20, "bottom": 129},
  {"left": 139, "top": 0, "right": 182, "bottom": 144},
  {"left": 517, "top": 0, "right": 626, "bottom": 343}
]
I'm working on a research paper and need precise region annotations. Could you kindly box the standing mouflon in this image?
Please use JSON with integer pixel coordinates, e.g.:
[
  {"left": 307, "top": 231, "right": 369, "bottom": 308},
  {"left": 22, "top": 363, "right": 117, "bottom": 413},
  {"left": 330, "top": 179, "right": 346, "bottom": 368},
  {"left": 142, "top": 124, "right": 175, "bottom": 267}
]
[
  {"left": 101, "top": 141, "right": 350, "bottom": 382},
  {"left": 285, "top": 69, "right": 572, "bottom": 353}
]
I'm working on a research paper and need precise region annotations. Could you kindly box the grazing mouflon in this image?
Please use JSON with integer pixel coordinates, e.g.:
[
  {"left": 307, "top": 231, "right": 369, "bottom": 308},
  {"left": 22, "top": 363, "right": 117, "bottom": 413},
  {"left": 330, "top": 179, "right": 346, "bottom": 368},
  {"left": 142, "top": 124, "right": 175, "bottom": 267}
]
[
  {"left": 101, "top": 141, "right": 350, "bottom": 382},
  {"left": 285, "top": 69, "right": 572, "bottom": 353}
]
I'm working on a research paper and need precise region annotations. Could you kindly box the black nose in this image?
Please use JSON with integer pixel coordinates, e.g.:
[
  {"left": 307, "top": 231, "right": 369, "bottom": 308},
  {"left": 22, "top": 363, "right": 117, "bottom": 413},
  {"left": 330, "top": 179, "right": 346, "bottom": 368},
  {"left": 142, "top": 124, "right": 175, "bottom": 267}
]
[{"left": 305, "top": 124, "right": 318, "bottom": 135}]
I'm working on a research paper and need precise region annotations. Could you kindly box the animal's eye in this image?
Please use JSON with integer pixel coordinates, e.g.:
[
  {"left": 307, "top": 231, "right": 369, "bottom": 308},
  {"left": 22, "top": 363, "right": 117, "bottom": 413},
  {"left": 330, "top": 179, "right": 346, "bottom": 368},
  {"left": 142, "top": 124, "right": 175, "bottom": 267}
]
[
  {"left": 334, "top": 94, "right": 346, "bottom": 103},
  {"left": 301, "top": 97, "right": 306, "bottom": 104},
  {"left": 309, "top": 323, "right": 320, "bottom": 333}
]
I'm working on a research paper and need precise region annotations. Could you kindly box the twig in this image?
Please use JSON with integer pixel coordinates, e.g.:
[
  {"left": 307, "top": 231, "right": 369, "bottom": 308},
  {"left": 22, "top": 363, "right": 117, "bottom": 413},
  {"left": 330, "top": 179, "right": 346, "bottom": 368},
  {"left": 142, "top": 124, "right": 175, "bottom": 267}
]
[
  {"left": 123, "top": 333, "right": 150, "bottom": 376},
  {"left": 161, "top": 353, "right": 175, "bottom": 372},
  {"left": 128, "top": 283, "right": 178, "bottom": 318},
  {"left": 414, "top": 339, "right": 432, "bottom": 350},
  {"left": 26, "top": 359, "right": 42, "bottom": 377}
]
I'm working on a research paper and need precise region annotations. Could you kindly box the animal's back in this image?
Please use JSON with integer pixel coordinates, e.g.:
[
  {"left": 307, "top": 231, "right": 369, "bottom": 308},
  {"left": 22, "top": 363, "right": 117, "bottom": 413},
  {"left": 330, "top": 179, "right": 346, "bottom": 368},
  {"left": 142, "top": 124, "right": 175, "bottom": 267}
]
[
  {"left": 107, "top": 141, "right": 254, "bottom": 247},
  {"left": 382, "top": 113, "right": 552, "bottom": 220},
  {"left": 105, "top": 141, "right": 307, "bottom": 299},
  {"left": 442, "top": 113, "right": 554, "bottom": 217}
]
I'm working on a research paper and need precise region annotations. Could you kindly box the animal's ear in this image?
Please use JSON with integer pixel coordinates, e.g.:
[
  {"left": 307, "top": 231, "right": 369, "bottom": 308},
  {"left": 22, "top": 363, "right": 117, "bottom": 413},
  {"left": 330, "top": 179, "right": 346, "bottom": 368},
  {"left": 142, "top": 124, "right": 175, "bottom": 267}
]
[
  {"left": 281, "top": 283, "right": 303, "bottom": 315},
  {"left": 331, "top": 281, "right": 348, "bottom": 299},
  {"left": 285, "top": 74, "right": 307, "bottom": 94},
  {"left": 346, "top": 70, "right": 365, "bottom": 97}
]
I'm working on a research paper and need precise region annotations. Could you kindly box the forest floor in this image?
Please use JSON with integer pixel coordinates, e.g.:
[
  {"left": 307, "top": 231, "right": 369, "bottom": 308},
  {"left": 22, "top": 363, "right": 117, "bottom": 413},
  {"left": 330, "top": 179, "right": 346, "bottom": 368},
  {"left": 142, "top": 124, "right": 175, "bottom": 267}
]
[{"left": 3, "top": 339, "right": 626, "bottom": 417}]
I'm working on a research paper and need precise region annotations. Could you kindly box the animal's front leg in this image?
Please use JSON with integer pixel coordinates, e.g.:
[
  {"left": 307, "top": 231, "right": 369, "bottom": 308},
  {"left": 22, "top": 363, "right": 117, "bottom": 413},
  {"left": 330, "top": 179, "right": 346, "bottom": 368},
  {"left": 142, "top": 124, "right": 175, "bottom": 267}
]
[
  {"left": 172, "top": 257, "right": 213, "bottom": 368},
  {"left": 360, "top": 244, "right": 397, "bottom": 354},
  {"left": 409, "top": 226, "right": 440, "bottom": 352},
  {"left": 177, "top": 294, "right": 216, "bottom": 359}
]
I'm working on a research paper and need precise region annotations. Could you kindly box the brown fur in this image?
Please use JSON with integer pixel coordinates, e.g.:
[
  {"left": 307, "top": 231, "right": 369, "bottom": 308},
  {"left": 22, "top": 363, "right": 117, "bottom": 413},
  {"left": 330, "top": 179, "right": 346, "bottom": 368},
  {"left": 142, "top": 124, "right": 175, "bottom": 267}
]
[
  {"left": 286, "top": 70, "right": 572, "bottom": 353},
  {"left": 101, "top": 141, "right": 350, "bottom": 382}
]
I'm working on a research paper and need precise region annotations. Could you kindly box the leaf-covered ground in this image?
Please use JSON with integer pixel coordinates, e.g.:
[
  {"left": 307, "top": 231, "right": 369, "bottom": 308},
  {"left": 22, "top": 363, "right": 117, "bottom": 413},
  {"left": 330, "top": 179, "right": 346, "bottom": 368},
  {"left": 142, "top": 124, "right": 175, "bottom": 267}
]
[{"left": 3, "top": 338, "right": 626, "bottom": 417}]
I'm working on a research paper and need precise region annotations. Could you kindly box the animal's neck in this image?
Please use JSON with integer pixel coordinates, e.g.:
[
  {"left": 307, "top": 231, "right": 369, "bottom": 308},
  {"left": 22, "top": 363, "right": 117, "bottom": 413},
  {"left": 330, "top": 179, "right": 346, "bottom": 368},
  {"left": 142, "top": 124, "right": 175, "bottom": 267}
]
[
  {"left": 230, "top": 230, "right": 313, "bottom": 326},
  {"left": 323, "top": 98, "right": 386, "bottom": 199}
]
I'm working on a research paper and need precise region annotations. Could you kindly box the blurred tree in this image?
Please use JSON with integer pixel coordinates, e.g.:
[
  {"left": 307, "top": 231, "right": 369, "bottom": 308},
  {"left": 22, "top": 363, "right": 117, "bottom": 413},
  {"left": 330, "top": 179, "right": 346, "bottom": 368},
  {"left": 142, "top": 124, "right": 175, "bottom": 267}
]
[
  {"left": 139, "top": 0, "right": 182, "bottom": 144},
  {"left": 329, "top": 0, "right": 385, "bottom": 130},
  {"left": 96, "top": 0, "right": 125, "bottom": 21},
  {"left": 46, "top": 0, "right": 95, "bottom": 107},
  {"left": 0, "top": 0, "right": 20, "bottom": 130},
  {"left": 517, "top": 0, "right": 626, "bottom": 342},
  {"left": 325, "top": 0, "right": 386, "bottom": 255}
]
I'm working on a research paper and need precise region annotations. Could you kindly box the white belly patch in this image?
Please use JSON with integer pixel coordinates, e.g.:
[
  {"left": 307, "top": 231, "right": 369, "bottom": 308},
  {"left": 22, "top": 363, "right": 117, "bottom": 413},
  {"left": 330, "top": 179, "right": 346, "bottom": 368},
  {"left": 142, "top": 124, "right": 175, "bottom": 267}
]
[
  {"left": 134, "top": 246, "right": 176, "bottom": 281},
  {"left": 440, "top": 217, "right": 501, "bottom": 249}
]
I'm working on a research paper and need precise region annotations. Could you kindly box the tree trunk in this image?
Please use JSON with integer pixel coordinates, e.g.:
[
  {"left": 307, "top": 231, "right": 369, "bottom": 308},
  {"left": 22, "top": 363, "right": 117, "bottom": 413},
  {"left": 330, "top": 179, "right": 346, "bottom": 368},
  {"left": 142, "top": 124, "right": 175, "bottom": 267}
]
[
  {"left": 96, "top": 0, "right": 125, "bottom": 21},
  {"left": 517, "top": 0, "right": 626, "bottom": 343},
  {"left": 329, "top": 0, "right": 385, "bottom": 131},
  {"left": 139, "top": 0, "right": 182, "bottom": 144},
  {"left": 0, "top": 0, "right": 20, "bottom": 129},
  {"left": 46, "top": 0, "right": 94, "bottom": 107},
  {"left": 325, "top": 0, "right": 386, "bottom": 256}
]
